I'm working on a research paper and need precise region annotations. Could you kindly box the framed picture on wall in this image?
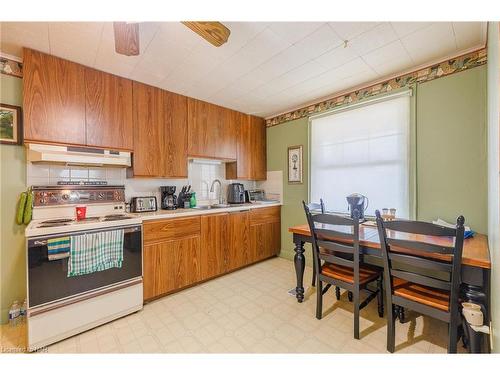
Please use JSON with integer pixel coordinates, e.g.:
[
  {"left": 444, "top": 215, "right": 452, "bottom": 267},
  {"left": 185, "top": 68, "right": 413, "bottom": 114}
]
[
  {"left": 287, "top": 145, "right": 303, "bottom": 184},
  {"left": 0, "top": 103, "right": 22, "bottom": 145}
]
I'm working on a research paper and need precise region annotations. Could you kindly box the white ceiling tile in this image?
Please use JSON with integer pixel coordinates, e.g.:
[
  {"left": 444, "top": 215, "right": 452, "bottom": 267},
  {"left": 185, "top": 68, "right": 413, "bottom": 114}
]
[
  {"left": 128, "top": 66, "right": 165, "bottom": 87},
  {"left": 452, "top": 22, "right": 484, "bottom": 50},
  {"left": 349, "top": 23, "right": 399, "bottom": 55},
  {"left": 391, "top": 22, "right": 433, "bottom": 38},
  {"left": 237, "top": 28, "right": 291, "bottom": 68},
  {"left": 314, "top": 44, "right": 358, "bottom": 70},
  {"left": 267, "top": 22, "right": 324, "bottom": 45},
  {"left": 48, "top": 22, "right": 104, "bottom": 66},
  {"left": 401, "top": 22, "right": 457, "bottom": 65},
  {"left": 266, "top": 60, "right": 328, "bottom": 95},
  {"left": 328, "top": 22, "right": 380, "bottom": 40},
  {"left": 293, "top": 24, "right": 343, "bottom": 59},
  {"left": 362, "top": 40, "right": 413, "bottom": 71},
  {"left": 249, "top": 45, "right": 313, "bottom": 82},
  {"left": 0, "top": 22, "right": 50, "bottom": 56}
]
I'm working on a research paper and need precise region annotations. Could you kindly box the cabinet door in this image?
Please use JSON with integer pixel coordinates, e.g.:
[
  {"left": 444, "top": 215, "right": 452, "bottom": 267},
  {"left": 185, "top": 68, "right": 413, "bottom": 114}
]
[
  {"left": 250, "top": 115, "right": 267, "bottom": 180},
  {"left": 226, "top": 211, "right": 250, "bottom": 271},
  {"left": 200, "top": 213, "right": 228, "bottom": 280},
  {"left": 250, "top": 207, "right": 281, "bottom": 261},
  {"left": 187, "top": 97, "right": 215, "bottom": 158},
  {"left": 23, "top": 48, "right": 86, "bottom": 145},
  {"left": 214, "top": 107, "right": 237, "bottom": 160},
  {"left": 85, "top": 68, "right": 134, "bottom": 150},
  {"left": 163, "top": 91, "right": 188, "bottom": 177},
  {"left": 143, "top": 236, "right": 201, "bottom": 300},
  {"left": 132, "top": 82, "right": 164, "bottom": 177},
  {"left": 250, "top": 221, "right": 281, "bottom": 261}
]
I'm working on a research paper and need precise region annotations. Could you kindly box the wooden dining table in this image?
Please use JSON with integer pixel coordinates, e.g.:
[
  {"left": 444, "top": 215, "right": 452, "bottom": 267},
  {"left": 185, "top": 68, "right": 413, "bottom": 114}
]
[{"left": 288, "top": 222, "right": 491, "bottom": 320}]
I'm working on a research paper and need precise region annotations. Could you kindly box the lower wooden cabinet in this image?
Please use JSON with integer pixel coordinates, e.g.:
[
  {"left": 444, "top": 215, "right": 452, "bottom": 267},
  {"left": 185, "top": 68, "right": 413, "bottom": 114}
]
[
  {"left": 200, "top": 213, "right": 228, "bottom": 280},
  {"left": 143, "top": 207, "right": 280, "bottom": 301},
  {"left": 250, "top": 206, "right": 281, "bottom": 261},
  {"left": 226, "top": 210, "right": 251, "bottom": 272},
  {"left": 143, "top": 236, "right": 201, "bottom": 300}
]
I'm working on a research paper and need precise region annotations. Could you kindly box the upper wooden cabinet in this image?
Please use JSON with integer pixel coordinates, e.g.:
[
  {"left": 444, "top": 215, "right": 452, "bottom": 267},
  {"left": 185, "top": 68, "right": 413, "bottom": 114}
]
[
  {"left": 163, "top": 90, "right": 188, "bottom": 177},
  {"left": 132, "top": 82, "right": 164, "bottom": 177},
  {"left": 23, "top": 48, "right": 86, "bottom": 145},
  {"left": 226, "top": 114, "right": 267, "bottom": 180},
  {"left": 85, "top": 68, "right": 133, "bottom": 150},
  {"left": 187, "top": 98, "right": 237, "bottom": 160},
  {"left": 132, "top": 82, "right": 188, "bottom": 178}
]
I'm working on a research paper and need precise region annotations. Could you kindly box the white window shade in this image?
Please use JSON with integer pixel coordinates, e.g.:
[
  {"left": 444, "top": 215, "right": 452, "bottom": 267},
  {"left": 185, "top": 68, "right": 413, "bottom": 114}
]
[{"left": 310, "top": 94, "right": 411, "bottom": 218}]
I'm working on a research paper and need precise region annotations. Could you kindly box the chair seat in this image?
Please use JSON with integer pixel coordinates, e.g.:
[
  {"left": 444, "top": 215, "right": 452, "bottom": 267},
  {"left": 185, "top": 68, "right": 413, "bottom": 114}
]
[
  {"left": 393, "top": 278, "right": 450, "bottom": 312},
  {"left": 321, "top": 263, "right": 381, "bottom": 285}
]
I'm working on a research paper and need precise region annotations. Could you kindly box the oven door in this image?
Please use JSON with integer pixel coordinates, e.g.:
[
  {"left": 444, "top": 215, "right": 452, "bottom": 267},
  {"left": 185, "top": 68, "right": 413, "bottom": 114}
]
[{"left": 27, "top": 224, "right": 142, "bottom": 308}]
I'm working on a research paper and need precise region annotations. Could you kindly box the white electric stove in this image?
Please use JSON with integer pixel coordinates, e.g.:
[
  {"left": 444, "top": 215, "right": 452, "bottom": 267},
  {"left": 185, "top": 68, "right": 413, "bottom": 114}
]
[{"left": 25, "top": 183, "right": 143, "bottom": 351}]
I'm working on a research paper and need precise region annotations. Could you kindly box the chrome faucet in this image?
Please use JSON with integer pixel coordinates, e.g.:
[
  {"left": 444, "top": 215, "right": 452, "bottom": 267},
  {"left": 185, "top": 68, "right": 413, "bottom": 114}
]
[{"left": 210, "top": 179, "right": 223, "bottom": 204}]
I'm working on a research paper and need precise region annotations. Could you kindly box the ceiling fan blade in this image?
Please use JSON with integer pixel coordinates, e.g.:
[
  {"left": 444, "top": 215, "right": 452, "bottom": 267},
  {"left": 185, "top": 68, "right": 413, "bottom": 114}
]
[
  {"left": 113, "top": 22, "right": 140, "bottom": 56},
  {"left": 182, "top": 21, "right": 230, "bottom": 47}
]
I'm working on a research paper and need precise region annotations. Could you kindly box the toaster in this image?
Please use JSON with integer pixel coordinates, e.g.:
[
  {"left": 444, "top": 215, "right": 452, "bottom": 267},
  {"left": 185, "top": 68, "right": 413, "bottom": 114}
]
[{"left": 130, "top": 196, "right": 157, "bottom": 213}]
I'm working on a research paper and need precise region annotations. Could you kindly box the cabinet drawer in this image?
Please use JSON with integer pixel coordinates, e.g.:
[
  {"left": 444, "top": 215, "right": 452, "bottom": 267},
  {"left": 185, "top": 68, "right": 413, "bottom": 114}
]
[
  {"left": 250, "top": 206, "right": 281, "bottom": 225},
  {"left": 144, "top": 216, "right": 201, "bottom": 244}
]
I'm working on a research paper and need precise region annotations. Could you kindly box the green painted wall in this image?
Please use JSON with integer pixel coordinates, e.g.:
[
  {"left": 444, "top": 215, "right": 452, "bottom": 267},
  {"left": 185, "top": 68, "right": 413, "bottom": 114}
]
[
  {"left": 0, "top": 74, "right": 26, "bottom": 324},
  {"left": 416, "top": 66, "right": 487, "bottom": 232},
  {"left": 268, "top": 65, "right": 488, "bottom": 262}
]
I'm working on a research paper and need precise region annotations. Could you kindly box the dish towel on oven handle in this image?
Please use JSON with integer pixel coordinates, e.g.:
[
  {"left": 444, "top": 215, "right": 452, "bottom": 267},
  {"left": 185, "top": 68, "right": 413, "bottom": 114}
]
[
  {"left": 68, "top": 229, "right": 124, "bottom": 277},
  {"left": 47, "top": 236, "right": 70, "bottom": 261}
]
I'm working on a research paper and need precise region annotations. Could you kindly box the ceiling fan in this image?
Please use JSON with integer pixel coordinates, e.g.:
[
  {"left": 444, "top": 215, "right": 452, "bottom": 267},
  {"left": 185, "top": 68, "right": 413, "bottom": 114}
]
[{"left": 113, "top": 21, "right": 231, "bottom": 56}]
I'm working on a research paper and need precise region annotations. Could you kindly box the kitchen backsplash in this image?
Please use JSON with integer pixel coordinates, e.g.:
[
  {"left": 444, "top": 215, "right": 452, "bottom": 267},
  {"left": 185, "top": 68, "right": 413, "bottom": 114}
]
[
  {"left": 27, "top": 161, "right": 257, "bottom": 205},
  {"left": 26, "top": 164, "right": 126, "bottom": 186}
]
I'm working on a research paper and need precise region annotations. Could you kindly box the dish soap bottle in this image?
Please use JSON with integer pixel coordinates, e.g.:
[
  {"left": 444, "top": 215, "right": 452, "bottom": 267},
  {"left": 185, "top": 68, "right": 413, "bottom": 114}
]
[{"left": 190, "top": 192, "right": 197, "bottom": 208}]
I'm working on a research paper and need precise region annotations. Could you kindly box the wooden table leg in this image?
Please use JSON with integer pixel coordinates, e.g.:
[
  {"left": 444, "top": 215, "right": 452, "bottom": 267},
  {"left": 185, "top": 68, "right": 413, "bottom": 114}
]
[{"left": 293, "top": 236, "right": 305, "bottom": 303}]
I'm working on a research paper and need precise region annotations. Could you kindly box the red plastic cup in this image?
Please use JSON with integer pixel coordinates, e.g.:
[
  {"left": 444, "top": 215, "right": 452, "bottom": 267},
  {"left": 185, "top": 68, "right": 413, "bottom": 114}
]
[{"left": 76, "top": 206, "right": 87, "bottom": 220}]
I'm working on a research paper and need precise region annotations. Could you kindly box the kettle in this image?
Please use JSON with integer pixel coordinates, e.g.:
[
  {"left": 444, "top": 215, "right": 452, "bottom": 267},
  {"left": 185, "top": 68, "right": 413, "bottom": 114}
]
[{"left": 346, "top": 193, "right": 369, "bottom": 220}]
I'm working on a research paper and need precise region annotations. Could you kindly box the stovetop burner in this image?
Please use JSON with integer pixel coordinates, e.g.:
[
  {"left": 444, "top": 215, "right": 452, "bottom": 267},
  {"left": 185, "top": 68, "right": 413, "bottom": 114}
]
[
  {"left": 75, "top": 217, "right": 100, "bottom": 223},
  {"left": 41, "top": 218, "right": 74, "bottom": 224},
  {"left": 38, "top": 222, "right": 72, "bottom": 228}
]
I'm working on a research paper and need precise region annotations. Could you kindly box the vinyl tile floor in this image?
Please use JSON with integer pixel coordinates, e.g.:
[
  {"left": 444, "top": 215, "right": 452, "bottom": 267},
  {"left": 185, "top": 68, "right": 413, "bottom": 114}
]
[{"left": 1, "top": 257, "right": 465, "bottom": 354}]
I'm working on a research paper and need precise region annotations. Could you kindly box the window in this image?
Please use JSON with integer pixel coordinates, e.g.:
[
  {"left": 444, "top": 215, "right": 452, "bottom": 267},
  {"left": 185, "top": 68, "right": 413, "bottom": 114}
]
[{"left": 310, "top": 92, "right": 411, "bottom": 218}]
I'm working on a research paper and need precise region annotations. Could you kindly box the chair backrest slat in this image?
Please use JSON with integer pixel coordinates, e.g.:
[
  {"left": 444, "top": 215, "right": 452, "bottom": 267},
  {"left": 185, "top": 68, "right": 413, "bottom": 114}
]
[
  {"left": 320, "top": 252, "right": 354, "bottom": 268},
  {"left": 317, "top": 240, "right": 355, "bottom": 254},
  {"left": 315, "top": 228, "right": 354, "bottom": 242},
  {"left": 383, "top": 219, "right": 456, "bottom": 237},
  {"left": 388, "top": 252, "right": 452, "bottom": 273},
  {"left": 387, "top": 238, "right": 454, "bottom": 255},
  {"left": 305, "top": 199, "right": 326, "bottom": 214},
  {"left": 313, "top": 213, "right": 354, "bottom": 227},
  {"left": 391, "top": 270, "right": 452, "bottom": 291}
]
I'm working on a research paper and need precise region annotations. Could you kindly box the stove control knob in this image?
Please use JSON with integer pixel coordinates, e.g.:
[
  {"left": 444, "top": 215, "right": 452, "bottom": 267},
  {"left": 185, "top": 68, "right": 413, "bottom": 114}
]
[
  {"left": 40, "top": 198, "right": 46, "bottom": 204},
  {"left": 62, "top": 193, "right": 70, "bottom": 201}
]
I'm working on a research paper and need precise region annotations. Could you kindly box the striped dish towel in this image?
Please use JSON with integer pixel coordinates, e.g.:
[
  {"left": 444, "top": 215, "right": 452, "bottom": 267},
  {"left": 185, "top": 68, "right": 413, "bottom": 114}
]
[
  {"left": 47, "top": 236, "right": 70, "bottom": 261},
  {"left": 68, "top": 229, "right": 124, "bottom": 277}
]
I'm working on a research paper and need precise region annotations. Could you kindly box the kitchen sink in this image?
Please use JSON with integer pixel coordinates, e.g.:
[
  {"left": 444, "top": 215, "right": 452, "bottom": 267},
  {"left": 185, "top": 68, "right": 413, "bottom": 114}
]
[{"left": 192, "top": 203, "right": 245, "bottom": 210}]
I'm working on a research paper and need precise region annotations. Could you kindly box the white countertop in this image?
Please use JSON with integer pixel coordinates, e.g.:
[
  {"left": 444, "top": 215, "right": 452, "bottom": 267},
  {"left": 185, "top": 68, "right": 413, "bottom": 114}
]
[
  {"left": 25, "top": 202, "right": 282, "bottom": 238},
  {"left": 136, "top": 202, "right": 282, "bottom": 221}
]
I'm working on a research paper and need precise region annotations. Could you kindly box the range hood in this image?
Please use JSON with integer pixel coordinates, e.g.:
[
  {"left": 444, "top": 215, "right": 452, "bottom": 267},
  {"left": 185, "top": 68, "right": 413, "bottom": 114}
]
[{"left": 26, "top": 144, "right": 131, "bottom": 167}]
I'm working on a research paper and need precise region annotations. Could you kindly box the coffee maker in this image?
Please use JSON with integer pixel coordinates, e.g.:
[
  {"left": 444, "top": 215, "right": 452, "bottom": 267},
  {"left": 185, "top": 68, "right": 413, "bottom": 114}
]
[
  {"left": 346, "top": 193, "right": 369, "bottom": 221},
  {"left": 160, "top": 186, "right": 177, "bottom": 210}
]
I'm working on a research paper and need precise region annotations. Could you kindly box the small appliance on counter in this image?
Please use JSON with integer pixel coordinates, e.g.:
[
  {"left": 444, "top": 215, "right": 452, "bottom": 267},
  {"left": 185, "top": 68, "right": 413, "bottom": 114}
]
[
  {"left": 247, "top": 189, "right": 280, "bottom": 204},
  {"left": 227, "top": 183, "right": 245, "bottom": 204},
  {"left": 160, "top": 186, "right": 177, "bottom": 210},
  {"left": 130, "top": 196, "right": 157, "bottom": 213},
  {"left": 346, "top": 193, "right": 369, "bottom": 221}
]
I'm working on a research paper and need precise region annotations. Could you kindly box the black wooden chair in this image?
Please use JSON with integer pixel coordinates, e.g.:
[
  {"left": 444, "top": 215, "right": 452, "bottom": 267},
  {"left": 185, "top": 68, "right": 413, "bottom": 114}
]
[
  {"left": 304, "top": 199, "right": 325, "bottom": 287},
  {"left": 303, "top": 202, "right": 384, "bottom": 339},
  {"left": 375, "top": 210, "right": 465, "bottom": 353}
]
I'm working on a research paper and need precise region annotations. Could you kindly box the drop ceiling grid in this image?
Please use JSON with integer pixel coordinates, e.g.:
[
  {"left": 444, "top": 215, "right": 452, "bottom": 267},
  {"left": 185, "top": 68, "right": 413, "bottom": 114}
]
[{"left": 0, "top": 21, "right": 487, "bottom": 117}]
